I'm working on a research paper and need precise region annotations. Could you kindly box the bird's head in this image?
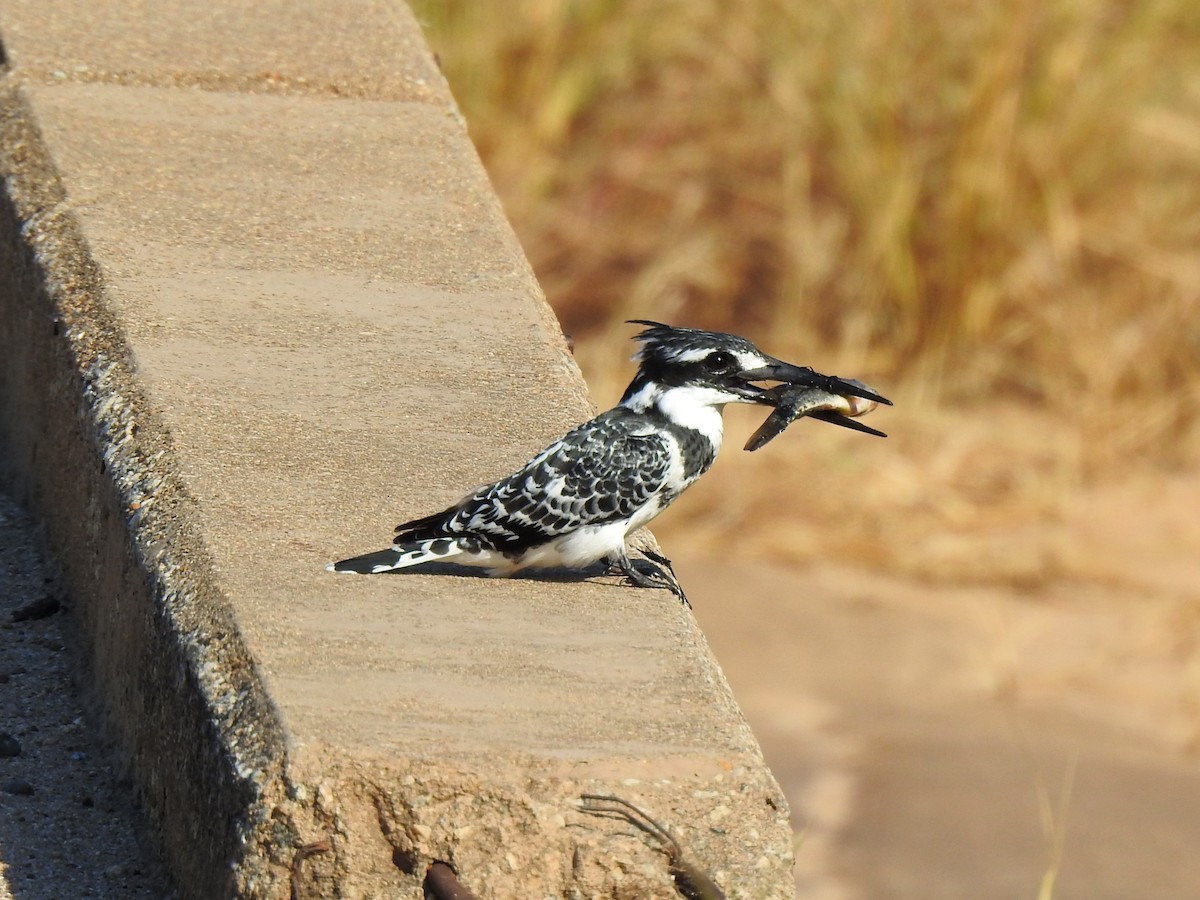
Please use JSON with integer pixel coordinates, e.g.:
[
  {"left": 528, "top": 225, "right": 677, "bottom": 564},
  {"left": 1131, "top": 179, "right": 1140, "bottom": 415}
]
[{"left": 620, "top": 320, "right": 886, "bottom": 411}]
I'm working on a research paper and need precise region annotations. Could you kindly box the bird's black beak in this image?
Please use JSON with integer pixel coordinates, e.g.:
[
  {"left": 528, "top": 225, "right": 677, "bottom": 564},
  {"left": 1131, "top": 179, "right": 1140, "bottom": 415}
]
[{"left": 739, "top": 357, "right": 894, "bottom": 407}]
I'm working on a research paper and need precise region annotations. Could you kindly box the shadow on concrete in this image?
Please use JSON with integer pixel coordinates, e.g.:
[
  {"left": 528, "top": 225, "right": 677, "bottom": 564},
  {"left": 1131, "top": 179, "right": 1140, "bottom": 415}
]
[{"left": 374, "top": 560, "right": 636, "bottom": 588}]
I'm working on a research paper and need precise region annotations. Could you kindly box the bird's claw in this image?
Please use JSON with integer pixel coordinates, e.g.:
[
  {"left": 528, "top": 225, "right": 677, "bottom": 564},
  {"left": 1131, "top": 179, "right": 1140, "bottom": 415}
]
[{"left": 609, "top": 552, "right": 690, "bottom": 607}]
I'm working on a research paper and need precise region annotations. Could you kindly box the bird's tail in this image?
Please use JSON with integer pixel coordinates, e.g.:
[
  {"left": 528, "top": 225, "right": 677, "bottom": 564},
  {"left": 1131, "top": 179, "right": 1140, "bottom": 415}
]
[{"left": 326, "top": 538, "right": 467, "bottom": 574}]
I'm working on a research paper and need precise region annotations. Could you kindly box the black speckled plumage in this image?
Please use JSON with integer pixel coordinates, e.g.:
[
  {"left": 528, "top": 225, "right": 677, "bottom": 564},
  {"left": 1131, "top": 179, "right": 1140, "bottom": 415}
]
[{"left": 394, "top": 406, "right": 676, "bottom": 557}]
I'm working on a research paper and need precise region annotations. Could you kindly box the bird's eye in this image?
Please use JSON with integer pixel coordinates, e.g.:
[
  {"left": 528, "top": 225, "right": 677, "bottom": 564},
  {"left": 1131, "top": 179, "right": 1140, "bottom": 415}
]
[{"left": 702, "top": 351, "right": 737, "bottom": 374}]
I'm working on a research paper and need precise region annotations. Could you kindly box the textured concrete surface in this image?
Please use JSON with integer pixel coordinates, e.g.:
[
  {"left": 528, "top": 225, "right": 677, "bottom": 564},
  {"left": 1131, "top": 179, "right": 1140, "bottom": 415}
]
[{"left": 0, "top": 2, "right": 792, "bottom": 897}]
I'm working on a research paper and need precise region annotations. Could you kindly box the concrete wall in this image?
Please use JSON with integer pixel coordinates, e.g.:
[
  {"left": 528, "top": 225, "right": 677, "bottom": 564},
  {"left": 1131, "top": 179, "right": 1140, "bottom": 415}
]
[{"left": 0, "top": 3, "right": 793, "bottom": 896}]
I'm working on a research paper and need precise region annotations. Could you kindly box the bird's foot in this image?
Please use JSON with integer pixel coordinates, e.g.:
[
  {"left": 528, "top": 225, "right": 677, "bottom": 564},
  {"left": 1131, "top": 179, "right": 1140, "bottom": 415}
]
[{"left": 609, "top": 553, "right": 690, "bottom": 607}]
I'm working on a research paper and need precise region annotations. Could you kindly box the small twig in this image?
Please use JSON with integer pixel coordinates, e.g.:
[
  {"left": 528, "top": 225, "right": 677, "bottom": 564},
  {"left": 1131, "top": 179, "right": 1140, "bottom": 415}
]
[
  {"left": 1036, "top": 754, "right": 1078, "bottom": 900},
  {"left": 424, "top": 861, "right": 482, "bottom": 900},
  {"left": 290, "top": 839, "right": 332, "bottom": 900},
  {"left": 579, "top": 794, "right": 727, "bottom": 900}
]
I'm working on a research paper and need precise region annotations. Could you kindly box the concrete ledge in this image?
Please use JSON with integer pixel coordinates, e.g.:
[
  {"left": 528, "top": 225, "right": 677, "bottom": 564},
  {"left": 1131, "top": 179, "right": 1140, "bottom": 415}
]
[{"left": 0, "top": 3, "right": 793, "bottom": 897}]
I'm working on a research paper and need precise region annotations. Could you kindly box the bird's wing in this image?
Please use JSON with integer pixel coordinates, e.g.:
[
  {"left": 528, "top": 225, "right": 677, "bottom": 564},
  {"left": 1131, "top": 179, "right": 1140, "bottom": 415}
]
[{"left": 406, "top": 410, "right": 671, "bottom": 553}]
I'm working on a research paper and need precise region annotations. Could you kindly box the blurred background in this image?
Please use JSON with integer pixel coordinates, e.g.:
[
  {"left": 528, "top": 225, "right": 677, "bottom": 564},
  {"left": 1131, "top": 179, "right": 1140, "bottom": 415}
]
[{"left": 412, "top": 2, "right": 1200, "bottom": 896}]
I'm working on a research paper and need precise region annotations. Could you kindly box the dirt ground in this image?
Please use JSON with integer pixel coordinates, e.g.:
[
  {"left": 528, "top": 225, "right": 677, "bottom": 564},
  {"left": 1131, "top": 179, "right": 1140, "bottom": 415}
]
[
  {"left": 673, "top": 469, "right": 1200, "bottom": 899},
  {"left": 0, "top": 494, "right": 170, "bottom": 899}
]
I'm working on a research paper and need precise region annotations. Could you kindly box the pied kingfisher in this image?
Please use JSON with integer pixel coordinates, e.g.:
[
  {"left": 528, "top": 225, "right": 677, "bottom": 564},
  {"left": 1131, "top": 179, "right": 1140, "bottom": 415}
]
[{"left": 328, "top": 321, "right": 888, "bottom": 602}]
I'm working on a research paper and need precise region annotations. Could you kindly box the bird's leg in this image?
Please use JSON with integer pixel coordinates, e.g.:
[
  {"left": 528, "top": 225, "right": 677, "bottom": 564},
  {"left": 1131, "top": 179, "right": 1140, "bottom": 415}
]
[{"left": 608, "top": 551, "right": 691, "bottom": 607}]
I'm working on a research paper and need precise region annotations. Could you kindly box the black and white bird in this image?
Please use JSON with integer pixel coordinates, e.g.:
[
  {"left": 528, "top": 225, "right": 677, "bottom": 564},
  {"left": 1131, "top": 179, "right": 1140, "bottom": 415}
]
[{"left": 328, "top": 321, "right": 888, "bottom": 602}]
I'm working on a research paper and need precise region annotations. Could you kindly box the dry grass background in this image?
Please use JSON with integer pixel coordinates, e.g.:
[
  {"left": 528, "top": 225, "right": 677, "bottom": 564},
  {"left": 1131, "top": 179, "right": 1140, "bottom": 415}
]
[{"left": 413, "top": 0, "right": 1200, "bottom": 584}]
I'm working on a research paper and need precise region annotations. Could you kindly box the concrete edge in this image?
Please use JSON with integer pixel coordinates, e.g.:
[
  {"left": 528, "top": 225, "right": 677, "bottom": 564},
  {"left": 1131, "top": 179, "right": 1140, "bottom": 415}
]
[{"left": 0, "top": 80, "right": 292, "bottom": 895}]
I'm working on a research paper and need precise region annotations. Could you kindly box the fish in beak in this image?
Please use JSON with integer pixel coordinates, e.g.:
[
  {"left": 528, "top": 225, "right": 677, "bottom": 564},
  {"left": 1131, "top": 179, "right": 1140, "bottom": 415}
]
[{"left": 742, "top": 374, "right": 892, "bottom": 451}]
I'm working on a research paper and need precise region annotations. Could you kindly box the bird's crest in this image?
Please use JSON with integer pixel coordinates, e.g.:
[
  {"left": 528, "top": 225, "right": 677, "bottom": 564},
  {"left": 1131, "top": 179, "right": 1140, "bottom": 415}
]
[{"left": 627, "top": 320, "right": 760, "bottom": 365}]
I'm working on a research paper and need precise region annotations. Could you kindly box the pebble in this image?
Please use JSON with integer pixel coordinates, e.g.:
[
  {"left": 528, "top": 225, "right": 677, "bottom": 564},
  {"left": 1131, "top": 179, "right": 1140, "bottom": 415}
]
[
  {"left": 707, "top": 804, "right": 731, "bottom": 823},
  {"left": 2, "top": 777, "right": 35, "bottom": 796},
  {"left": 0, "top": 731, "right": 21, "bottom": 757},
  {"left": 12, "top": 594, "right": 61, "bottom": 622}
]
